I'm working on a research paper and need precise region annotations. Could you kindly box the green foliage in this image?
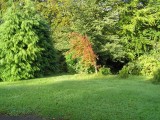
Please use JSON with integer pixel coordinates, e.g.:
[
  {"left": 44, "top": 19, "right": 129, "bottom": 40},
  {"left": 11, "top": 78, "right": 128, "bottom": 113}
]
[
  {"left": 35, "top": 0, "right": 72, "bottom": 50},
  {"left": 119, "top": 0, "right": 160, "bottom": 59},
  {"left": 0, "top": 0, "right": 57, "bottom": 81},
  {"left": 65, "top": 52, "right": 76, "bottom": 73},
  {"left": 126, "top": 62, "right": 141, "bottom": 75},
  {"left": 98, "top": 67, "right": 111, "bottom": 75},
  {"left": 0, "top": 0, "right": 160, "bottom": 78},
  {"left": 119, "top": 66, "right": 129, "bottom": 79},
  {"left": 35, "top": 0, "right": 73, "bottom": 72},
  {"left": 138, "top": 55, "right": 160, "bottom": 76},
  {"left": 153, "top": 68, "right": 160, "bottom": 83},
  {"left": 126, "top": 55, "right": 160, "bottom": 76},
  {"left": 70, "top": 0, "right": 126, "bottom": 63}
]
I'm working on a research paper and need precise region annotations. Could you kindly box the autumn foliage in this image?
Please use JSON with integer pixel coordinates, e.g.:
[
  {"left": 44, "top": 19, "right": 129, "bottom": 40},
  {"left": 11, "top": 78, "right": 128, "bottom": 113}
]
[{"left": 66, "top": 32, "right": 98, "bottom": 73}]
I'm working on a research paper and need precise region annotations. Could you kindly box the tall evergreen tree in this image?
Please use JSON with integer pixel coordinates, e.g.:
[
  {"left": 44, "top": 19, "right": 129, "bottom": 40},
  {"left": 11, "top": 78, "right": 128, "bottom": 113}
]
[
  {"left": 118, "top": 0, "right": 160, "bottom": 59},
  {"left": 0, "top": 0, "right": 57, "bottom": 81}
]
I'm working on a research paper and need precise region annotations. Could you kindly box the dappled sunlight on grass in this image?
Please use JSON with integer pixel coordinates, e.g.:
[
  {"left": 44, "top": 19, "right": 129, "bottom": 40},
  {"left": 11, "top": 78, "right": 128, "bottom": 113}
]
[{"left": 0, "top": 74, "right": 116, "bottom": 87}]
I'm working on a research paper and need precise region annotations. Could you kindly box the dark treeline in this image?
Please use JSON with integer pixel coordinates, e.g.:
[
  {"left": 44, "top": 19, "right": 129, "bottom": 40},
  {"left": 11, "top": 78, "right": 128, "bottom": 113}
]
[{"left": 0, "top": 0, "right": 160, "bottom": 81}]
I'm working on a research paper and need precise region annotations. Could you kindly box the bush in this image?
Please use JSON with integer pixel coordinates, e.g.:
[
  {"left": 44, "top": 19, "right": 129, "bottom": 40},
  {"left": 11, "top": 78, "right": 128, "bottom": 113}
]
[
  {"left": 127, "top": 62, "right": 141, "bottom": 75},
  {"left": 119, "top": 66, "right": 129, "bottom": 79},
  {"left": 153, "top": 69, "right": 160, "bottom": 83},
  {"left": 65, "top": 52, "right": 77, "bottom": 73},
  {"left": 98, "top": 67, "right": 111, "bottom": 75},
  {"left": 138, "top": 55, "right": 160, "bottom": 76},
  {"left": 126, "top": 55, "right": 160, "bottom": 76},
  {"left": 65, "top": 52, "right": 95, "bottom": 74}
]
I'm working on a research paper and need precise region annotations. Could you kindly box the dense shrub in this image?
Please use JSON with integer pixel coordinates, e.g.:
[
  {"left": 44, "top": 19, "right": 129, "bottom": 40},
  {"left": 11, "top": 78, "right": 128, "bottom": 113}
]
[
  {"left": 127, "top": 62, "right": 141, "bottom": 75},
  {"left": 125, "top": 55, "right": 160, "bottom": 76},
  {"left": 65, "top": 52, "right": 96, "bottom": 74},
  {"left": 98, "top": 67, "right": 111, "bottom": 75},
  {"left": 65, "top": 52, "right": 77, "bottom": 73},
  {"left": 153, "top": 69, "right": 160, "bottom": 83},
  {"left": 118, "top": 66, "right": 129, "bottom": 79}
]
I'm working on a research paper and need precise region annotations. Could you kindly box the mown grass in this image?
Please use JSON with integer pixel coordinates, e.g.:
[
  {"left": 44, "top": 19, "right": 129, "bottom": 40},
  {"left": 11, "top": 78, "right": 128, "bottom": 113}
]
[{"left": 0, "top": 74, "right": 160, "bottom": 120}]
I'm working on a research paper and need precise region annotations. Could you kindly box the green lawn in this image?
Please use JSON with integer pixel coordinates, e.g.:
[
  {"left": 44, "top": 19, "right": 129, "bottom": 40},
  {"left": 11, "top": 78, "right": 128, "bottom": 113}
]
[{"left": 0, "top": 74, "right": 160, "bottom": 120}]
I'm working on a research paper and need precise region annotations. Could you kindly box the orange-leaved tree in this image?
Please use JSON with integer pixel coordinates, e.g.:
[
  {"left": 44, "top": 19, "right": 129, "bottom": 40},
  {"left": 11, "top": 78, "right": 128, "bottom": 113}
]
[{"left": 66, "top": 32, "right": 98, "bottom": 73}]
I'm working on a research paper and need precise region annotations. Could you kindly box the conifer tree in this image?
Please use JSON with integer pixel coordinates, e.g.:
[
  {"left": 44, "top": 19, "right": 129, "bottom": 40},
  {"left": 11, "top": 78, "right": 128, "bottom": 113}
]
[
  {"left": 0, "top": 0, "right": 57, "bottom": 81},
  {"left": 119, "top": 0, "right": 160, "bottom": 59}
]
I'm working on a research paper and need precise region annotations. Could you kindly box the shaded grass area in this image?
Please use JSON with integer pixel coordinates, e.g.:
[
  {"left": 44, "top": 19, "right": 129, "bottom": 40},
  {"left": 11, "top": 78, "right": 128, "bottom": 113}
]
[{"left": 0, "top": 75, "right": 160, "bottom": 120}]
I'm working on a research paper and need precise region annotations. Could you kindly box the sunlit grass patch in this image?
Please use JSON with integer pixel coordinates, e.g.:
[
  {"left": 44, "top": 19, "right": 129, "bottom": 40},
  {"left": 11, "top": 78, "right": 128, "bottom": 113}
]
[{"left": 0, "top": 75, "right": 160, "bottom": 120}]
